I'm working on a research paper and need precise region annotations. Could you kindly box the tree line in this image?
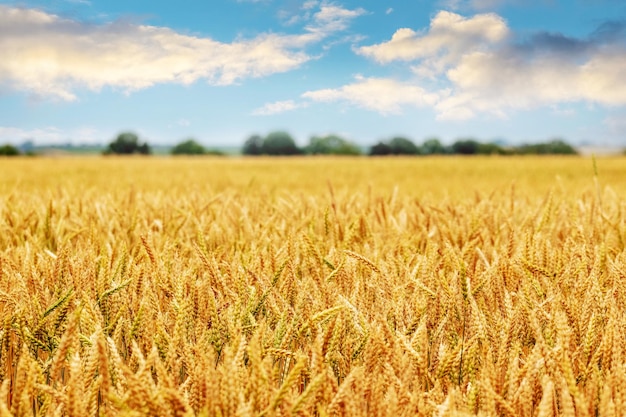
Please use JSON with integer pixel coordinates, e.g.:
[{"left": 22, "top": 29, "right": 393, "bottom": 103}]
[
  {"left": 240, "top": 131, "right": 579, "bottom": 156},
  {"left": 1, "top": 130, "right": 580, "bottom": 156}
]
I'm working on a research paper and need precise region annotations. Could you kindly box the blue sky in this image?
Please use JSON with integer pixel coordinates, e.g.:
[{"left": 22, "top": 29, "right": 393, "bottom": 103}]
[{"left": 0, "top": 0, "right": 625, "bottom": 147}]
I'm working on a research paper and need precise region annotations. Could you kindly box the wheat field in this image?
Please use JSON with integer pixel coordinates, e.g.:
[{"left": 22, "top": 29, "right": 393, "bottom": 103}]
[{"left": 1, "top": 156, "right": 625, "bottom": 416}]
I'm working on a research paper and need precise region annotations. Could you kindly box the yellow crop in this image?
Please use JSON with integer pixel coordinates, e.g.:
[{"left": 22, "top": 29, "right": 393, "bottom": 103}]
[{"left": 0, "top": 156, "right": 625, "bottom": 416}]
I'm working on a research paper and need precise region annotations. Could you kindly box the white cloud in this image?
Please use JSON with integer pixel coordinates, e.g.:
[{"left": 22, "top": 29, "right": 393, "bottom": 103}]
[
  {"left": 314, "top": 11, "right": 626, "bottom": 120},
  {"left": 0, "top": 126, "right": 62, "bottom": 144},
  {"left": 386, "top": 8, "right": 394, "bottom": 15},
  {"left": 303, "top": 1, "right": 319, "bottom": 10},
  {"left": 279, "top": 12, "right": 305, "bottom": 26},
  {"left": 0, "top": 4, "right": 363, "bottom": 100},
  {"left": 167, "top": 118, "right": 192, "bottom": 128},
  {"left": 278, "top": 2, "right": 365, "bottom": 36},
  {"left": 0, "top": 126, "right": 103, "bottom": 144},
  {"left": 251, "top": 99, "right": 306, "bottom": 115},
  {"left": 357, "top": 11, "right": 509, "bottom": 70},
  {"left": 299, "top": 3, "right": 366, "bottom": 36},
  {"left": 308, "top": 4, "right": 366, "bottom": 33},
  {"left": 434, "top": 46, "right": 626, "bottom": 120},
  {"left": 302, "top": 75, "right": 439, "bottom": 114},
  {"left": 550, "top": 106, "right": 576, "bottom": 117}
]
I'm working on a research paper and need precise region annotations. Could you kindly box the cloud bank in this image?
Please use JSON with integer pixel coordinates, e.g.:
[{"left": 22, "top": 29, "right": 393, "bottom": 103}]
[
  {"left": 0, "top": 125, "right": 100, "bottom": 144},
  {"left": 303, "top": 11, "right": 626, "bottom": 120},
  {"left": 251, "top": 100, "right": 306, "bottom": 115},
  {"left": 0, "top": 4, "right": 363, "bottom": 100},
  {"left": 302, "top": 75, "right": 439, "bottom": 114}
]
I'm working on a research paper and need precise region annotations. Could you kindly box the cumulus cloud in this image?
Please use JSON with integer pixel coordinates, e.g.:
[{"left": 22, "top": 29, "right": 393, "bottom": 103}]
[
  {"left": 357, "top": 11, "right": 509, "bottom": 73},
  {"left": 302, "top": 75, "right": 439, "bottom": 114},
  {"left": 431, "top": 19, "right": 626, "bottom": 119},
  {"left": 0, "top": 3, "right": 363, "bottom": 100},
  {"left": 314, "top": 11, "right": 626, "bottom": 120},
  {"left": 435, "top": 42, "right": 626, "bottom": 119},
  {"left": 251, "top": 100, "right": 306, "bottom": 115}
]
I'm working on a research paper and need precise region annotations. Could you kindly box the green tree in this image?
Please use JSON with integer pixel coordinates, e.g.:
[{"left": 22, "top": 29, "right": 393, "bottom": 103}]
[
  {"left": 388, "top": 137, "right": 420, "bottom": 155},
  {"left": 547, "top": 139, "right": 577, "bottom": 155},
  {"left": 451, "top": 139, "right": 481, "bottom": 155},
  {"left": 260, "top": 131, "right": 300, "bottom": 155},
  {"left": 104, "top": 132, "right": 151, "bottom": 155},
  {"left": 369, "top": 141, "right": 392, "bottom": 156},
  {"left": 515, "top": 139, "right": 577, "bottom": 155},
  {"left": 204, "top": 149, "right": 226, "bottom": 156},
  {"left": 242, "top": 134, "right": 263, "bottom": 156},
  {"left": 306, "top": 134, "right": 361, "bottom": 155},
  {"left": 477, "top": 142, "right": 507, "bottom": 155},
  {"left": 420, "top": 138, "right": 447, "bottom": 155},
  {"left": 0, "top": 144, "right": 20, "bottom": 156},
  {"left": 171, "top": 138, "right": 206, "bottom": 155}
]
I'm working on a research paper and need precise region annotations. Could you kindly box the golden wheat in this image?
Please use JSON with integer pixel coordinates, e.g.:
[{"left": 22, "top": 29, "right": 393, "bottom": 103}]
[{"left": 0, "top": 155, "right": 625, "bottom": 416}]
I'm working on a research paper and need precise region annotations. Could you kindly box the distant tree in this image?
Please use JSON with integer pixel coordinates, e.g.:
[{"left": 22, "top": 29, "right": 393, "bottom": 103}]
[
  {"left": 451, "top": 139, "right": 481, "bottom": 155},
  {"left": 477, "top": 142, "right": 507, "bottom": 155},
  {"left": 547, "top": 139, "right": 577, "bottom": 155},
  {"left": 369, "top": 141, "right": 393, "bottom": 156},
  {"left": 260, "top": 131, "right": 301, "bottom": 155},
  {"left": 242, "top": 134, "right": 263, "bottom": 156},
  {"left": 138, "top": 143, "right": 150, "bottom": 154},
  {"left": 306, "top": 134, "right": 362, "bottom": 155},
  {"left": 515, "top": 139, "right": 578, "bottom": 155},
  {"left": 0, "top": 144, "right": 20, "bottom": 156},
  {"left": 171, "top": 138, "right": 206, "bottom": 155},
  {"left": 18, "top": 140, "right": 35, "bottom": 154},
  {"left": 420, "top": 138, "right": 448, "bottom": 155},
  {"left": 388, "top": 137, "right": 420, "bottom": 155},
  {"left": 104, "top": 132, "right": 151, "bottom": 155}
]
